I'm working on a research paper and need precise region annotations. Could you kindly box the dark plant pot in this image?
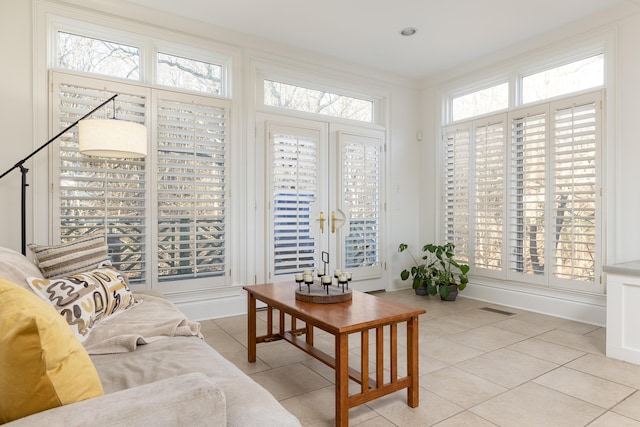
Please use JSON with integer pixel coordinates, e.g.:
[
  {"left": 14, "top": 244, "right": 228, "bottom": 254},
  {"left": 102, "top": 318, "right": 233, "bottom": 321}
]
[
  {"left": 415, "top": 287, "right": 429, "bottom": 296},
  {"left": 440, "top": 284, "right": 458, "bottom": 301}
]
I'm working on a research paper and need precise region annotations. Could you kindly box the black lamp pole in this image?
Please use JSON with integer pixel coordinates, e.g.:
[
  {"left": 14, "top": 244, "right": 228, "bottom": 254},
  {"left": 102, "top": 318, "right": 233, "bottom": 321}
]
[{"left": 0, "top": 94, "right": 118, "bottom": 255}]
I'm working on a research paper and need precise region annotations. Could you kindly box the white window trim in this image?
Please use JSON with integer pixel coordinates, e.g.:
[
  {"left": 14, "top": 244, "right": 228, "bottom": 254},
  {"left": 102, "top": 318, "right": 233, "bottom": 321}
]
[
  {"left": 253, "top": 60, "right": 388, "bottom": 129},
  {"left": 440, "top": 28, "right": 614, "bottom": 126},
  {"left": 34, "top": 3, "right": 244, "bottom": 300}
]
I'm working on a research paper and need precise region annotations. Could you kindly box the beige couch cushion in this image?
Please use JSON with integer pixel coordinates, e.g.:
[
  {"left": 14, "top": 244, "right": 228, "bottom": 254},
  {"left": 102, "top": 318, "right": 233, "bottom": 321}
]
[{"left": 0, "top": 246, "right": 43, "bottom": 290}]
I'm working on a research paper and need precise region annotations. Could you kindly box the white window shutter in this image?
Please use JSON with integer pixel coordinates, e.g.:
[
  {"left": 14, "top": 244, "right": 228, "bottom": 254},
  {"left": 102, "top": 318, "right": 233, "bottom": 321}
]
[
  {"left": 54, "top": 77, "right": 148, "bottom": 283},
  {"left": 474, "top": 117, "right": 506, "bottom": 271},
  {"left": 550, "top": 96, "right": 599, "bottom": 284},
  {"left": 442, "top": 125, "right": 471, "bottom": 264},
  {"left": 508, "top": 108, "right": 548, "bottom": 280},
  {"left": 340, "top": 132, "right": 382, "bottom": 274},
  {"left": 270, "top": 126, "right": 319, "bottom": 275},
  {"left": 156, "top": 95, "right": 228, "bottom": 282}
]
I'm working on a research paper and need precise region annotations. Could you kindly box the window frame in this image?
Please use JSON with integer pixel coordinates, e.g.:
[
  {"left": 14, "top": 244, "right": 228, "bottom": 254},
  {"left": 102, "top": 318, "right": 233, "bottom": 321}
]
[
  {"left": 448, "top": 81, "right": 510, "bottom": 123},
  {"left": 443, "top": 42, "right": 607, "bottom": 126},
  {"left": 438, "top": 36, "right": 610, "bottom": 296},
  {"left": 46, "top": 15, "right": 236, "bottom": 292},
  {"left": 441, "top": 89, "right": 603, "bottom": 294},
  {"left": 153, "top": 41, "right": 232, "bottom": 97},
  {"left": 256, "top": 70, "right": 385, "bottom": 127}
]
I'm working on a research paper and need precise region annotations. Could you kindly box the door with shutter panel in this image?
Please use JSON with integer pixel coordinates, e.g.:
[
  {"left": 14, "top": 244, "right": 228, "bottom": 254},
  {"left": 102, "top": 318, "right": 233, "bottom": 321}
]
[{"left": 258, "top": 114, "right": 385, "bottom": 292}]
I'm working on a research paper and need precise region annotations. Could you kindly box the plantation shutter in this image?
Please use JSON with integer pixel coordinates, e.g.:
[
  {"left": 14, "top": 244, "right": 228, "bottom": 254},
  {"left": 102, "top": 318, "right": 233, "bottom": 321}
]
[
  {"left": 550, "top": 94, "right": 600, "bottom": 286},
  {"left": 270, "top": 125, "right": 319, "bottom": 275},
  {"left": 474, "top": 117, "right": 505, "bottom": 272},
  {"left": 340, "top": 132, "right": 383, "bottom": 276},
  {"left": 156, "top": 93, "right": 228, "bottom": 283},
  {"left": 442, "top": 125, "right": 471, "bottom": 264},
  {"left": 52, "top": 74, "right": 148, "bottom": 284},
  {"left": 508, "top": 108, "right": 548, "bottom": 282}
]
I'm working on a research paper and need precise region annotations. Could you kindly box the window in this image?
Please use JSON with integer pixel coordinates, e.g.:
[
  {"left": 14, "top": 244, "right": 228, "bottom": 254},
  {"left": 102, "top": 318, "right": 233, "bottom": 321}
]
[
  {"left": 54, "top": 79, "right": 148, "bottom": 283},
  {"left": 264, "top": 80, "right": 374, "bottom": 123},
  {"left": 451, "top": 83, "right": 508, "bottom": 122},
  {"left": 341, "top": 133, "right": 381, "bottom": 269},
  {"left": 157, "top": 53, "right": 223, "bottom": 95},
  {"left": 271, "top": 126, "right": 319, "bottom": 275},
  {"left": 442, "top": 126, "right": 471, "bottom": 264},
  {"left": 442, "top": 90, "right": 602, "bottom": 293},
  {"left": 473, "top": 118, "right": 505, "bottom": 271},
  {"left": 57, "top": 31, "right": 140, "bottom": 80},
  {"left": 442, "top": 48, "right": 605, "bottom": 293},
  {"left": 156, "top": 96, "right": 228, "bottom": 282},
  {"left": 51, "top": 23, "right": 232, "bottom": 290},
  {"left": 522, "top": 54, "right": 604, "bottom": 104},
  {"left": 52, "top": 73, "right": 231, "bottom": 288},
  {"left": 509, "top": 109, "right": 547, "bottom": 278}
]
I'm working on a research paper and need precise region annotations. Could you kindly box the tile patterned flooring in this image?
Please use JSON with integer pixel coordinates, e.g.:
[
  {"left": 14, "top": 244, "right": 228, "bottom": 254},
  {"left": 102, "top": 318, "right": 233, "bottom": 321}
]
[{"left": 199, "top": 289, "right": 640, "bottom": 426}]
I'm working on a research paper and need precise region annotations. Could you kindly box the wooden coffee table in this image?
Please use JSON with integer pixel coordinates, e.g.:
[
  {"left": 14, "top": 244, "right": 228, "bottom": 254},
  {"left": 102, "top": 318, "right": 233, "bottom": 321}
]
[{"left": 243, "top": 282, "right": 426, "bottom": 426}]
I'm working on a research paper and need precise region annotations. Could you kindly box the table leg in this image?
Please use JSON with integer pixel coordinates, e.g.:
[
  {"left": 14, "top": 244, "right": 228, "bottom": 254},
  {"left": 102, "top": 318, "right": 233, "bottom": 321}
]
[
  {"left": 406, "top": 316, "right": 419, "bottom": 407},
  {"left": 306, "top": 322, "right": 314, "bottom": 346},
  {"left": 248, "top": 293, "right": 257, "bottom": 363},
  {"left": 335, "top": 333, "right": 349, "bottom": 426}
]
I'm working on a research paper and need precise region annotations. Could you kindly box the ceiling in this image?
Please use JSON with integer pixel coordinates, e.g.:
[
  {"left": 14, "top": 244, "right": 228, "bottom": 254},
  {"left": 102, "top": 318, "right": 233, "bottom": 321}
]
[{"left": 122, "top": 0, "right": 631, "bottom": 80}]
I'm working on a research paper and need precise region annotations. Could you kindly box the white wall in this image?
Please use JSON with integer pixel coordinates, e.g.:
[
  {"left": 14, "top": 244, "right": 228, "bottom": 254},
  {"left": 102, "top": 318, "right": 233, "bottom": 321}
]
[
  {"left": 0, "top": 0, "right": 33, "bottom": 251},
  {"left": 613, "top": 12, "right": 640, "bottom": 263}
]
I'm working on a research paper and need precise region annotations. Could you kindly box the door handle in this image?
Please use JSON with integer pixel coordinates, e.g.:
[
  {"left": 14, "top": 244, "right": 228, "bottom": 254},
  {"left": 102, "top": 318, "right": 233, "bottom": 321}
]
[
  {"left": 319, "top": 211, "right": 325, "bottom": 234},
  {"left": 331, "top": 211, "right": 336, "bottom": 233},
  {"left": 331, "top": 209, "right": 347, "bottom": 234}
]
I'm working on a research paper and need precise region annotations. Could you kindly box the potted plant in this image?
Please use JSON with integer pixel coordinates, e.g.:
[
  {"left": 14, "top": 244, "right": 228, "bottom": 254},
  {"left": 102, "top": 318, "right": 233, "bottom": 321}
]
[{"left": 398, "top": 242, "right": 470, "bottom": 300}]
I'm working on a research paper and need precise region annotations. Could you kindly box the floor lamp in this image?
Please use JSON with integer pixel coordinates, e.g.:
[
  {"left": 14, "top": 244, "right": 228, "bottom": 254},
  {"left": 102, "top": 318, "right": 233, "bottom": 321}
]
[{"left": 0, "top": 94, "right": 147, "bottom": 255}]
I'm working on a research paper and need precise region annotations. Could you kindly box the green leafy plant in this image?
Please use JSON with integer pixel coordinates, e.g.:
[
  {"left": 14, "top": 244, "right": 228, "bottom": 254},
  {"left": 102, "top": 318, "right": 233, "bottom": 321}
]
[{"left": 398, "top": 242, "right": 470, "bottom": 300}]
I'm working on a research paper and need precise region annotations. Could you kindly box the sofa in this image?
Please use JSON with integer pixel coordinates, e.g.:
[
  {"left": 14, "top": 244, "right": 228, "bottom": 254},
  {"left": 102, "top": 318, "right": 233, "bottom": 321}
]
[{"left": 0, "top": 245, "right": 301, "bottom": 427}]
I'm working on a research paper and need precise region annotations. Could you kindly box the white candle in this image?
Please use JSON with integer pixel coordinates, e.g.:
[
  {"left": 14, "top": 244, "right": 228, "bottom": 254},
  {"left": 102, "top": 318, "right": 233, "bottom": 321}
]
[
  {"left": 295, "top": 273, "right": 303, "bottom": 281},
  {"left": 338, "top": 274, "right": 347, "bottom": 282},
  {"left": 303, "top": 270, "right": 312, "bottom": 276},
  {"left": 322, "top": 275, "right": 332, "bottom": 284},
  {"left": 317, "top": 268, "right": 325, "bottom": 276},
  {"left": 303, "top": 274, "right": 313, "bottom": 283},
  {"left": 334, "top": 269, "right": 341, "bottom": 277},
  {"left": 345, "top": 272, "right": 352, "bottom": 281}
]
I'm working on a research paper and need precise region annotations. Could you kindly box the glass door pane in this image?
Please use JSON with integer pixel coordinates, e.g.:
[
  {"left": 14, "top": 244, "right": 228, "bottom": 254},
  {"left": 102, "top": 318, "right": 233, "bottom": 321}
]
[{"left": 265, "top": 120, "right": 328, "bottom": 282}]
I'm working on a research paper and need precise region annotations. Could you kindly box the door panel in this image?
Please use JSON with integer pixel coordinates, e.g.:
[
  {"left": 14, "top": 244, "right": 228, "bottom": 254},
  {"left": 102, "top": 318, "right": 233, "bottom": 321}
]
[
  {"left": 262, "top": 118, "right": 328, "bottom": 283},
  {"left": 258, "top": 114, "right": 385, "bottom": 291},
  {"left": 333, "top": 127, "right": 385, "bottom": 292}
]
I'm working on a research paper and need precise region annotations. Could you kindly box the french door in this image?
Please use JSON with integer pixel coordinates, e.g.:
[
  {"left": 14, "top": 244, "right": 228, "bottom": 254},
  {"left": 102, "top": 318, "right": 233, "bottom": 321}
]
[{"left": 257, "top": 114, "right": 386, "bottom": 292}]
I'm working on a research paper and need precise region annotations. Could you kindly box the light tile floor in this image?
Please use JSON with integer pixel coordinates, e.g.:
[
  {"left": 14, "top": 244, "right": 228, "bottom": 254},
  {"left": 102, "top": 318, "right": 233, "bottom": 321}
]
[{"left": 199, "top": 289, "right": 640, "bottom": 426}]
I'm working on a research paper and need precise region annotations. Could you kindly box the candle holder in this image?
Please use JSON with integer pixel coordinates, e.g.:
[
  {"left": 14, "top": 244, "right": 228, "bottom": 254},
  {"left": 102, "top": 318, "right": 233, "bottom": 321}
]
[
  {"left": 293, "top": 252, "right": 353, "bottom": 303},
  {"left": 322, "top": 275, "right": 332, "bottom": 294},
  {"left": 295, "top": 273, "right": 304, "bottom": 291},
  {"left": 303, "top": 273, "right": 314, "bottom": 293},
  {"left": 338, "top": 273, "right": 348, "bottom": 292}
]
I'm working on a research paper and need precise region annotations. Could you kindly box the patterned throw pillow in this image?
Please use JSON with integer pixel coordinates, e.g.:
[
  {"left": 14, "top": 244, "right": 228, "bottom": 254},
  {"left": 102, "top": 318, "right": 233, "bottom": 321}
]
[
  {"left": 28, "top": 232, "right": 111, "bottom": 279},
  {"left": 27, "top": 267, "right": 136, "bottom": 342}
]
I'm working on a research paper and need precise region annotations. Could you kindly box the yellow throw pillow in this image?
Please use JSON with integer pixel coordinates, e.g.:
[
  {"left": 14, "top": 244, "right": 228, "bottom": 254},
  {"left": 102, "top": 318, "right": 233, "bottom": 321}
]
[
  {"left": 27, "top": 267, "right": 136, "bottom": 342},
  {"left": 0, "top": 276, "right": 104, "bottom": 424}
]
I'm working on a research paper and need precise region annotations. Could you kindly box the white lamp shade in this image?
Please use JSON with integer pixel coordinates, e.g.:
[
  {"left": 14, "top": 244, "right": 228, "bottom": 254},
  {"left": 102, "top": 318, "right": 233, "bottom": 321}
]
[{"left": 79, "top": 119, "right": 147, "bottom": 158}]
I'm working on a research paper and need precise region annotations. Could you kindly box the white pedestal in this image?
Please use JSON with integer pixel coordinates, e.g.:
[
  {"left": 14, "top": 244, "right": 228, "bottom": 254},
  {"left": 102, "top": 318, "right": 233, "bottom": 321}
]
[{"left": 605, "top": 261, "right": 640, "bottom": 365}]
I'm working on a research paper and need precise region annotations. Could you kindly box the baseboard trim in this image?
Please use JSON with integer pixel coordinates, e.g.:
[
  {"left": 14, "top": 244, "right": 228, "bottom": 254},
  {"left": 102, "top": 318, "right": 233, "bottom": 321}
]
[
  {"left": 169, "top": 280, "right": 607, "bottom": 326},
  {"left": 462, "top": 280, "right": 606, "bottom": 326},
  {"left": 173, "top": 293, "right": 248, "bottom": 321}
]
